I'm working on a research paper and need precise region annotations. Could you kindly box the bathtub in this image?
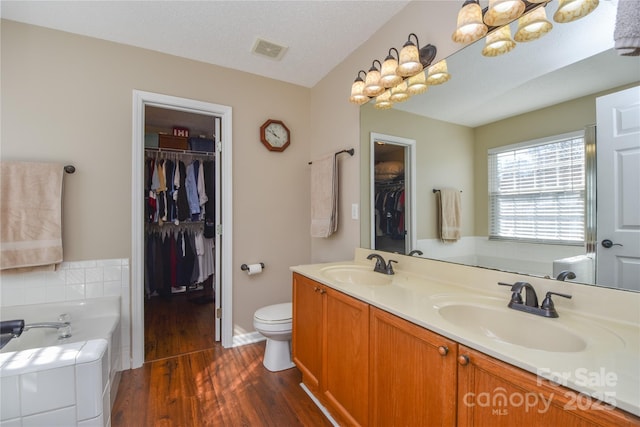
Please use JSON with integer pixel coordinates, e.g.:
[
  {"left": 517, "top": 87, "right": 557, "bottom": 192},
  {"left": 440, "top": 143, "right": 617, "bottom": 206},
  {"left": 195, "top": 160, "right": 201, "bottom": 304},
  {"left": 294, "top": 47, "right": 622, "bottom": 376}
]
[{"left": 0, "top": 296, "right": 121, "bottom": 427}]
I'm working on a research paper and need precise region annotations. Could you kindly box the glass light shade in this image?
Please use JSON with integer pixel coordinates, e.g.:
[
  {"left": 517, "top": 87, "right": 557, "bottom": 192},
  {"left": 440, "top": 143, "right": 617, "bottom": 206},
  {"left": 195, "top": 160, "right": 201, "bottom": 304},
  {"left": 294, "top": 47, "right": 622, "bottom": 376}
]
[
  {"left": 407, "top": 71, "right": 428, "bottom": 95},
  {"left": 553, "top": 0, "right": 599, "bottom": 23},
  {"left": 374, "top": 90, "right": 393, "bottom": 110},
  {"left": 380, "top": 57, "right": 402, "bottom": 88},
  {"left": 364, "top": 68, "right": 385, "bottom": 97},
  {"left": 514, "top": 7, "right": 553, "bottom": 42},
  {"left": 482, "top": 25, "right": 516, "bottom": 57},
  {"left": 425, "top": 60, "right": 451, "bottom": 85},
  {"left": 349, "top": 79, "right": 369, "bottom": 105},
  {"left": 397, "top": 42, "right": 422, "bottom": 77},
  {"left": 483, "top": 0, "right": 526, "bottom": 27},
  {"left": 452, "top": 1, "right": 488, "bottom": 44},
  {"left": 390, "top": 81, "right": 410, "bottom": 103}
]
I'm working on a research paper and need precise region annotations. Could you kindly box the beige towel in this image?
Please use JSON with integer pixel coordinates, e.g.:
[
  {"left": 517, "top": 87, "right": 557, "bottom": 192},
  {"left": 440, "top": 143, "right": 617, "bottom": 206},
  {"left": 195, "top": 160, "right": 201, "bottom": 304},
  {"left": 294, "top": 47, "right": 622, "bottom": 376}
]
[
  {"left": 1, "top": 161, "right": 64, "bottom": 271},
  {"left": 310, "top": 153, "right": 338, "bottom": 238},
  {"left": 437, "top": 188, "right": 461, "bottom": 242}
]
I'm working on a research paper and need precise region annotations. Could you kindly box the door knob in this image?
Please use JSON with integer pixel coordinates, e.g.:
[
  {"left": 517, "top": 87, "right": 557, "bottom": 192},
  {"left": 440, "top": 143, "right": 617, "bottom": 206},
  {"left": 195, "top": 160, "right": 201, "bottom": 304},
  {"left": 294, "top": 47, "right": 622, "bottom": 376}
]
[{"left": 601, "top": 239, "right": 623, "bottom": 249}]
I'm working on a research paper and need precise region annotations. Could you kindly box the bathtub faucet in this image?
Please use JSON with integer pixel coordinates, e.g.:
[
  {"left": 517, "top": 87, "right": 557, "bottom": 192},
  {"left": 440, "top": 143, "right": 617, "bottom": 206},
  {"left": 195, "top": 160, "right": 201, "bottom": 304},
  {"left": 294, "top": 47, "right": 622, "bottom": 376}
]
[
  {"left": 0, "top": 319, "right": 25, "bottom": 350},
  {"left": 23, "top": 321, "right": 70, "bottom": 332}
]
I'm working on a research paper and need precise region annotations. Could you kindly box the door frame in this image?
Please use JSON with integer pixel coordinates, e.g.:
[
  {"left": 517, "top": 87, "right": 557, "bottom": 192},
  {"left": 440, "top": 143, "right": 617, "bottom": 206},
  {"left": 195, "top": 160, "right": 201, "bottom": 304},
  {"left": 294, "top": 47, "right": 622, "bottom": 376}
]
[
  {"left": 369, "top": 132, "right": 416, "bottom": 254},
  {"left": 131, "top": 90, "right": 233, "bottom": 368}
]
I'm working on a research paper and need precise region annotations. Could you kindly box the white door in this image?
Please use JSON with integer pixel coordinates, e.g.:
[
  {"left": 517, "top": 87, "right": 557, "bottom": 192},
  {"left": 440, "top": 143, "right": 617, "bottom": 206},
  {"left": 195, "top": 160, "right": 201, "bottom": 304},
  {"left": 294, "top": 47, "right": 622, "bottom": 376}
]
[{"left": 596, "top": 85, "right": 640, "bottom": 291}]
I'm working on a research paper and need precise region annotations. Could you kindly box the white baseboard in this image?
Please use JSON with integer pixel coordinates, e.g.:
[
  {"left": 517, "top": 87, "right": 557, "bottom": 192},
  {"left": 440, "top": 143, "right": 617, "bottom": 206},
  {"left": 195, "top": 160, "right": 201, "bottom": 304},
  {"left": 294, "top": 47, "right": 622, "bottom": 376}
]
[
  {"left": 232, "top": 331, "right": 265, "bottom": 347},
  {"left": 300, "top": 383, "right": 339, "bottom": 426}
]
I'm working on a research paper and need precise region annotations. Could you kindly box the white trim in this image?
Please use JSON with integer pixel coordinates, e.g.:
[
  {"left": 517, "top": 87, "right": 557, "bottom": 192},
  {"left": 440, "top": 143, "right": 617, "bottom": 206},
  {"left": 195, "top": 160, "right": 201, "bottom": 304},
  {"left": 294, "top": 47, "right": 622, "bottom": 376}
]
[
  {"left": 131, "top": 90, "right": 233, "bottom": 368},
  {"left": 232, "top": 331, "right": 266, "bottom": 347},
  {"left": 369, "top": 132, "right": 417, "bottom": 253},
  {"left": 488, "top": 130, "right": 585, "bottom": 154}
]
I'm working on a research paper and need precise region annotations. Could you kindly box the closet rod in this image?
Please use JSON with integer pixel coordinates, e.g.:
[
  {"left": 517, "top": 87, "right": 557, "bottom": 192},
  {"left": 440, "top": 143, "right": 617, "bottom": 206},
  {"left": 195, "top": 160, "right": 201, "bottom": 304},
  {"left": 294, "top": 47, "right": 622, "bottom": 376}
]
[
  {"left": 145, "top": 147, "right": 215, "bottom": 156},
  {"left": 432, "top": 188, "right": 462, "bottom": 193},
  {"left": 308, "top": 148, "right": 355, "bottom": 165}
]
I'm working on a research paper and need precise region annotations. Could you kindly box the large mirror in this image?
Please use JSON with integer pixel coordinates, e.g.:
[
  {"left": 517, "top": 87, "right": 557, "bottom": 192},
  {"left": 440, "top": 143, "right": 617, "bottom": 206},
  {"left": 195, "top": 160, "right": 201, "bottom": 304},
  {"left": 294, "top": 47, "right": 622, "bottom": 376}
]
[{"left": 360, "top": 0, "right": 640, "bottom": 292}]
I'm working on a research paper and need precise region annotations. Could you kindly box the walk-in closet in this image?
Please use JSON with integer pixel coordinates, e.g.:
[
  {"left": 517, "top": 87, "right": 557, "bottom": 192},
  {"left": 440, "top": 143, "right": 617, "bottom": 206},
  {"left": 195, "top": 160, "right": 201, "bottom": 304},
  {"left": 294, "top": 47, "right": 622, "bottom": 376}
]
[
  {"left": 373, "top": 142, "right": 407, "bottom": 254},
  {"left": 143, "top": 105, "right": 220, "bottom": 361}
]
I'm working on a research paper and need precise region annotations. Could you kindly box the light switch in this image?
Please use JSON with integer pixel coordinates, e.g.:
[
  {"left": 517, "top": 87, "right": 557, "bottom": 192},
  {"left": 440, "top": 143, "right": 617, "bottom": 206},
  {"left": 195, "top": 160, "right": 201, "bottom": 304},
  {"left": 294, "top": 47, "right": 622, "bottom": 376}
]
[{"left": 351, "top": 203, "right": 359, "bottom": 220}]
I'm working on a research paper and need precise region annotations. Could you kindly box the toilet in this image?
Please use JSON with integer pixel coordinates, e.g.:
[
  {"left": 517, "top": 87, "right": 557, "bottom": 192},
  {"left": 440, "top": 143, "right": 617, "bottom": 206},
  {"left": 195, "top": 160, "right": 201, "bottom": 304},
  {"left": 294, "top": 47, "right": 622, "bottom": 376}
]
[{"left": 253, "top": 302, "right": 295, "bottom": 372}]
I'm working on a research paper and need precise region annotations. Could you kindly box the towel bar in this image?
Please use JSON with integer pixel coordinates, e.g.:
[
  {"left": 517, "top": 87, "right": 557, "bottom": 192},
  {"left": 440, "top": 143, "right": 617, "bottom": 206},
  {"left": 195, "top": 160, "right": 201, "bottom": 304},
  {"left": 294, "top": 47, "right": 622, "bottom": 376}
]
[
  {"left": 308, "top": 148, "right": 354, "bottom": 165},
  {"left": 433, "top": 188, "right": 462, "bottom": 193}
]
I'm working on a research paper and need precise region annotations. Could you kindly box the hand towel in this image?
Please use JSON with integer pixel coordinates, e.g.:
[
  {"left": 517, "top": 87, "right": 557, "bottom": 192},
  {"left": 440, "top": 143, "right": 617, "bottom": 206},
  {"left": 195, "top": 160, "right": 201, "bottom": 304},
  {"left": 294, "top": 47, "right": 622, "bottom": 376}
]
[
  {"left": 1, "top": 161, "right": 64, "bottom": 271},
  {"left": 615, "top": 0, "right": 640, "bottom": 56},
  {"left": 437, "top": 188, "right": 461, "bottom": 242},
  {"left": 310, "top": 153, "right": 338, "bottom": 238}
]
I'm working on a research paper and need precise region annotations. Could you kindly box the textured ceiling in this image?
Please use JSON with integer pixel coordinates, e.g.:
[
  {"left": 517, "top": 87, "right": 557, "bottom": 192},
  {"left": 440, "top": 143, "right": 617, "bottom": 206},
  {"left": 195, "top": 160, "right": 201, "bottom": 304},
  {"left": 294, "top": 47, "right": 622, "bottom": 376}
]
[{"left": 1, "top": 0, "right": 410, "bottom": 88}]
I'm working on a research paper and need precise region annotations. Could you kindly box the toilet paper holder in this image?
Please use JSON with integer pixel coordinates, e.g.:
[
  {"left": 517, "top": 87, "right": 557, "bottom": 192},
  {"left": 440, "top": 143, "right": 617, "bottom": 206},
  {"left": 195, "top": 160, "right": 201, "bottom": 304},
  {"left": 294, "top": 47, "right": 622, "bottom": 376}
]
[{"left": 241, "top": 263, "right": 265, "bottom": 272}]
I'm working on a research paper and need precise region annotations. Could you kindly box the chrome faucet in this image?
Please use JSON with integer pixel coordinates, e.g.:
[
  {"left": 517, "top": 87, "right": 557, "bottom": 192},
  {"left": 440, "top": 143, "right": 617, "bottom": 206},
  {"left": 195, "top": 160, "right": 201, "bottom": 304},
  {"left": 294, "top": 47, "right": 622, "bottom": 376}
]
[
  {"left": 408, "top": 250, "right": 423, "bottom": 256},
  {"left": 498, "top": 282, "right": 572, "bottom": 318},
  {"left": 23, "top": 322, "right": 70, "bottom": 332},
  {"left": 0, "top": 319, "right": 71, "bottom": 349},
  {"left": 367, "top": 253, "right": 397, "bottom": 275},
  {"left": 556, "top": 270, "right": 576, "bottom": 281}
]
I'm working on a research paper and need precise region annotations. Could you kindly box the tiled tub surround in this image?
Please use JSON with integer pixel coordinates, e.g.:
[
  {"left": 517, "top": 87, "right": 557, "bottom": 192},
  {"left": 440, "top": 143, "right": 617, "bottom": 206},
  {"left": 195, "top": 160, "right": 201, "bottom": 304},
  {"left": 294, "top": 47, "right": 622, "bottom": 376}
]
[
  {"left": 0, "top": 297, "right": 121, "bottom": 426},
  {"left": 0, "top": 259, "right": 131, "bottom": 370},
  {"left": 291, "top": 248, "right": 640, "bottom": 417}
]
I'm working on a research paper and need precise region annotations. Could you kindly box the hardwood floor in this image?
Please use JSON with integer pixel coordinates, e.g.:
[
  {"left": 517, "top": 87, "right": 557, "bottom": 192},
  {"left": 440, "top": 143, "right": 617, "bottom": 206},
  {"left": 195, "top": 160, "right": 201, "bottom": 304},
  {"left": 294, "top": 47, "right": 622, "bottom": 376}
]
[
  {"left": 144, "top": 282, "right": 215, "bottom": 361},
  {"left": 112, "top": 342, "right": 333, "bottom": 427}
]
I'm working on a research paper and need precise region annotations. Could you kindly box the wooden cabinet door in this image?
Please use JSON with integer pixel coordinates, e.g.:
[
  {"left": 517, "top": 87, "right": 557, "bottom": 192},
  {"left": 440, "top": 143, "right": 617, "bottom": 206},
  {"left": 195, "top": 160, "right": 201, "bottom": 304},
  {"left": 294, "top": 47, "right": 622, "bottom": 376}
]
[
  {"left": 369, "top": 307, "right": 458, "bottom": 426},
  {"left": 323, "top": 288, "right": 370, "bottom": 427},
  {"left": 292, "top": 273, "right": 324, "bottom": 391},
  {"left": 457, "top": 345, "right": 640, "bottom": 427}
]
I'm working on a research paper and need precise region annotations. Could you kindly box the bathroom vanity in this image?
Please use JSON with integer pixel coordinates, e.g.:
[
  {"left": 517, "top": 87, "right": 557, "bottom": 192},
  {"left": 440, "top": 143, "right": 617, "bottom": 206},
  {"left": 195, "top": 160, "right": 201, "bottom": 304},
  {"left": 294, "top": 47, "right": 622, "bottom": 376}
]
[{"left": 291, "top": 249, "right": 640, "bottom": 426}]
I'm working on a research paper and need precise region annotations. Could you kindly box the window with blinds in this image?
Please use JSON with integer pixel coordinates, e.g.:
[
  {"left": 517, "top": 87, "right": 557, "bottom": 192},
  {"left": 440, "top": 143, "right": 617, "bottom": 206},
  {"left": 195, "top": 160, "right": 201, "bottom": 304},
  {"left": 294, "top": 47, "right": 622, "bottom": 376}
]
[{"left": 488, "top": 131, "right": 585, "bottom": 245}]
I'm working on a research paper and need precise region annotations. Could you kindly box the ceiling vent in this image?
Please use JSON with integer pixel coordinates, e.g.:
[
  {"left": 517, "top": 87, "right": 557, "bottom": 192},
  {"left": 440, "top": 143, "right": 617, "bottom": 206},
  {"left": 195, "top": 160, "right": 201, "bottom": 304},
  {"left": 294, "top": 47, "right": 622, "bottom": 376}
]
[{"left": 252, "top": 38, "right": 288, "bottom": 61}]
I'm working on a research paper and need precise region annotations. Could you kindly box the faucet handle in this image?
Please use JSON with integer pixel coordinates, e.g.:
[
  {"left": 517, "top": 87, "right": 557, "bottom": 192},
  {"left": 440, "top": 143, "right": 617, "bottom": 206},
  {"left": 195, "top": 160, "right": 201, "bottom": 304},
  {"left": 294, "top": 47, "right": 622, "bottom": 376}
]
[
  {"left": 540, "top": 291, "right": 572, "bottom": 318},
  {"left": 386, "top": 259, "right": 398, "bottom": 274},
  {"left": 497, "top": 282, "right": 523, "bottom": 304}
]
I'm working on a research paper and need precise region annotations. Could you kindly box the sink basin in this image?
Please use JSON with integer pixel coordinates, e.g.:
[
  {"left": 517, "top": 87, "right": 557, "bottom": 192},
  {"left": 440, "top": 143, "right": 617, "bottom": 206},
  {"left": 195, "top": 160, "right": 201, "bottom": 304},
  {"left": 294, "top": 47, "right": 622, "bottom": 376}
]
[
  {"left": 320, "top": 266, "right": 392, "bottom": 286},
  {"left": 438, "top": 304, "right": 587, "bottom": 352}
]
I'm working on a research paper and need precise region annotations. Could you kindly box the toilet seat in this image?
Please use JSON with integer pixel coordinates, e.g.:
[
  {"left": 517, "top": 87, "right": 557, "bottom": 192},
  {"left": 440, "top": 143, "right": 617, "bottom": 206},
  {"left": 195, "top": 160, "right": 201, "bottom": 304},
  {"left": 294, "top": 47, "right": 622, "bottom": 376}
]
[{"left": 254, "top": 302, "right": 292, "bottom": 324}]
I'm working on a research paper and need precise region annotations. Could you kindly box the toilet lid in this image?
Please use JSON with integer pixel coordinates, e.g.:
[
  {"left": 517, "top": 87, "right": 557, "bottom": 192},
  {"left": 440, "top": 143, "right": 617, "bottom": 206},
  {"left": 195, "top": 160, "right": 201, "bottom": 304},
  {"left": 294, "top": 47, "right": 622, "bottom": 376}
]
[{"left": 254, "top": 302, "right": 292, "bottom": 322}]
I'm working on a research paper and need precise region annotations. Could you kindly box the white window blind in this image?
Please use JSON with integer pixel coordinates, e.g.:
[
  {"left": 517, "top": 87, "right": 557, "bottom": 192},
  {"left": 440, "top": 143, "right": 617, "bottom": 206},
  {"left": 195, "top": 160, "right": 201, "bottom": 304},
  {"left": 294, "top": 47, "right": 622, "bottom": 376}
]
[{"left": 488, "top": 132, "right": 585, "bottom": 244}]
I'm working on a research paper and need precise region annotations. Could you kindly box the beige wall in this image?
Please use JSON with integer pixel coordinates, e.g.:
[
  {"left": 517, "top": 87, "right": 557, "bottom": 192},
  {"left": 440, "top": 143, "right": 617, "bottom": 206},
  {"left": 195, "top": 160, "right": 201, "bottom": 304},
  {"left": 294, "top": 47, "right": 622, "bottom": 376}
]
[
  {"left": 1, "top": 19, "right": 311, "bottom": 335},
  {"left": 359, "top": 104, "right": 474, "bottom": 247}
]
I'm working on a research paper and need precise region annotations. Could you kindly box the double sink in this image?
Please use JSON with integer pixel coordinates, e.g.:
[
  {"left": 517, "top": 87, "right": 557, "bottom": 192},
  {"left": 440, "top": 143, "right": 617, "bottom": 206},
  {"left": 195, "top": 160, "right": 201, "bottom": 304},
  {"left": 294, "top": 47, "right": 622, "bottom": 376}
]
[{"left": 319, "top": 265, "right": 625, "bottom": 354}]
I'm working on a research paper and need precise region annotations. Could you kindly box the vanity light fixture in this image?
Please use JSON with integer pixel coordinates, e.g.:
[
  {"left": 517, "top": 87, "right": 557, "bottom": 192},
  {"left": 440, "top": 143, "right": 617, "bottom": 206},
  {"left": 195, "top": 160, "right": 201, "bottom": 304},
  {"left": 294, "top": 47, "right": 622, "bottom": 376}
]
[
  {"left": 407, "top": 71, "right": 429, "bottom": 95},
  {"left": 348, "top": 34, "right": 442, "bottom": 106},
  {"left": 483, "top": 0, "right": 526, "bottom": 27},
  {"left": 364, "top": 60, "right": 385, "bottom": 97},
  {"left": 380, "top": 48, "right": 403, "bottom": 88},
  {"left": 482, "top": 24, "right": 516, "bottom": 57},
  {"left": 553, "top": 0, "right": 599, "bottom": 23},
  {"left": 514, "top": 5, "right": 553, "bottom": 42},
  {"left": 452, "top": 0, "right": 488, "bottom": 44},
  {"left": 390, "top": 81, "right": 410, "bottom": 103},
  {"left": 425, "top": 60, "right": 451, "bottom": 85},
  {"left": 397, "top": 33, "right": 423, "bottom": 77},
  {"left": 374, "top": 90, "right": 393, "bottom": 110},
  {"left": 349, "top": 70, "right": 369, "bottom": 105}
]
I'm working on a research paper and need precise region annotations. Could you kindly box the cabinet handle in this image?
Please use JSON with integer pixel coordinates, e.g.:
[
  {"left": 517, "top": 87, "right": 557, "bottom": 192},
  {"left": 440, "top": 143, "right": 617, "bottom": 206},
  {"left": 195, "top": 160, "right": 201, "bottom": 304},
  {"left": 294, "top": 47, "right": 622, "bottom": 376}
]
[
  {"left": 318, "top": 289, "right": 326, "bottom": 294},
  {"left": 313, "top": 286, "right": 320, "bottom": 292},
  {"left": 458, "top": 355, "right": 469, "bottom": 366},
  {"left": 438, "top": 346, "right": 449, "bottom": 356}
]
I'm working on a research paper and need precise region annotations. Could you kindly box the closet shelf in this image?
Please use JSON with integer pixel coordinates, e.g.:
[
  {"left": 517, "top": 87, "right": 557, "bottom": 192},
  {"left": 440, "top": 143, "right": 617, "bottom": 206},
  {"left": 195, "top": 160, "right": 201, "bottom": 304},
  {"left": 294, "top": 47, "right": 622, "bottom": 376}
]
[{"left": 145, "top": 147, "right": 215, "bottom": 156}]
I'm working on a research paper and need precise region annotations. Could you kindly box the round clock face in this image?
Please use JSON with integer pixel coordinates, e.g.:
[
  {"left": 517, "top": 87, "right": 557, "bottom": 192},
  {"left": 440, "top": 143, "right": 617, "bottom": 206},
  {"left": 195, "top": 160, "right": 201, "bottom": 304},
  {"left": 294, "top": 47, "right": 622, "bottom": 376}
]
[{"left": 261, "top": 119, "right": 290, "bottom": 151}]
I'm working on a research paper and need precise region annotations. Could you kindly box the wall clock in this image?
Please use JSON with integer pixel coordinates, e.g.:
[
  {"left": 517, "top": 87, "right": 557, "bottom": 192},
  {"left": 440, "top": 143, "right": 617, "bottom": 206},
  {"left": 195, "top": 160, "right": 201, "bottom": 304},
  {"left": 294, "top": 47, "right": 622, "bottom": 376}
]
[{"left": 260, "top": 119, "right": 290, "bottom": 152}]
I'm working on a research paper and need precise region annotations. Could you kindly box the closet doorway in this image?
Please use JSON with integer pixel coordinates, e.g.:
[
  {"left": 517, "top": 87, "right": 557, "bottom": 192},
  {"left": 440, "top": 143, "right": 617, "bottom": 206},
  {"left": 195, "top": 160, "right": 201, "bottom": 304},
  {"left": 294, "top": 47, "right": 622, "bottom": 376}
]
[
  {"left": 132, "top": 91, "right": 233, "bottom": 369},
  {"left": 370, "top": 133, "right": 416, "bottom": 254},
  {"left": 143, "top": 106, "right": 218, "bottom": 362}
]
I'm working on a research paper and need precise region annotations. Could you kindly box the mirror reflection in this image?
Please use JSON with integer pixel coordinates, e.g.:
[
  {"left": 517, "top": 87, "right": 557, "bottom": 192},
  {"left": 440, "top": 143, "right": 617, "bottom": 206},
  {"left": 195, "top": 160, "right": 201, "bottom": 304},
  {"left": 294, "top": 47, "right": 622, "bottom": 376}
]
[{"left": 360, "top": 1, "right": 640, "bottom": 292}]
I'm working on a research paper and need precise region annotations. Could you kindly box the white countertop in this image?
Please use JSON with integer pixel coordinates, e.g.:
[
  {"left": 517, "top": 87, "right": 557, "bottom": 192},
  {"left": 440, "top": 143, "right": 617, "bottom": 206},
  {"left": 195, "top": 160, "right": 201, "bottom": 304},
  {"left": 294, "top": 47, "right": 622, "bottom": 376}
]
[{"left": 291, "top": 250, "right": 640, "bottom": 417}]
